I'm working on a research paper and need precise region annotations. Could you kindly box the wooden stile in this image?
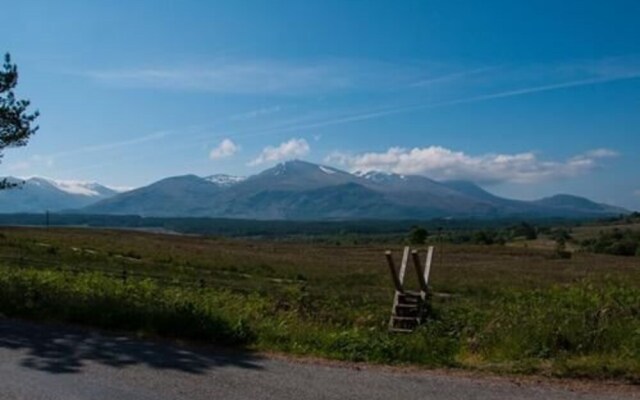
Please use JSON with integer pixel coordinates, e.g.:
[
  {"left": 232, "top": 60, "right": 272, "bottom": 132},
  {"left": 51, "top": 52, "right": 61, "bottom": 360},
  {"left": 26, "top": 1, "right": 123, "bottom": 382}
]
[{"left": 385, "top": 246, "right": 436, "bottom": 333}]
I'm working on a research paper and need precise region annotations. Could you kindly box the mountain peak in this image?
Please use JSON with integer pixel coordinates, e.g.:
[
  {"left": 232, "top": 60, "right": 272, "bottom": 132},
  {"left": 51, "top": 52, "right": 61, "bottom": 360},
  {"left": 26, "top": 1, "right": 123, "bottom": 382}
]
[{"left": 261, "top": 160, "right": 346, "bottom": 177}]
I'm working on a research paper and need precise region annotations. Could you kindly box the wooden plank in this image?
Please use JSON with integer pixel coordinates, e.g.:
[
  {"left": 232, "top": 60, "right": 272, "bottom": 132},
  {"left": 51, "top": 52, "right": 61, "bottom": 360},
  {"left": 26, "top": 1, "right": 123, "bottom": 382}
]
[
  {"left": 398, "top": 246, "right": 410, "bottom": 284},
  {"left": 384, "top": 251, "right": 404, "bottom": 293},
  {"left": 424, "top": 246, "right": 434, "bottom": 286},
  {"left": 388, "top": 291, "right": 400, "bottom": 331},
  {"left": 411, "top": 250, "right": 429, "bottom": 293}
]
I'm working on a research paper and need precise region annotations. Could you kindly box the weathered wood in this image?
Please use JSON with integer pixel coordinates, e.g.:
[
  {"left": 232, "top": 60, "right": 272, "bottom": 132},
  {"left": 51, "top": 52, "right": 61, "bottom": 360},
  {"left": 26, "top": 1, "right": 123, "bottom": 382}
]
[
  {"left": 411, "top": 250, "right": 428, "bottom": 293},
  {"left": 384, "top": 251, "right": 404, "bottom": 293},
  {"left": 424, "top": 246, "right": 434, "bottom": 286},
  {"left": 398, "top": 246, "right": 410, "bottom": 284},
  {"left": 387, "top": 246, "right": 437, "bottom": 333}
]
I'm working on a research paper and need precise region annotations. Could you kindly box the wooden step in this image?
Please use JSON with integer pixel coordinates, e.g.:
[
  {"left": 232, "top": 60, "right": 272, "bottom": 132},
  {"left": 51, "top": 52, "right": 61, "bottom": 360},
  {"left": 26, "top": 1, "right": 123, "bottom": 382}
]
[
  {"left": 397, "top": 294, "right": 421, "bottom": 304},
  {"left": 394, "top": 304, "right": 419, "bottom": 310},
  {"left": 389, "top": 327, "right": 414, "bottom": 333},
  {"left": 394, "top": 305, "right": 420, "bottom": 317},
  {"left": 390, "top": 316, "right": 420, "bottom": 331},
  {"left": 391, "top": 316, "right": 420, "bottom": 321}
]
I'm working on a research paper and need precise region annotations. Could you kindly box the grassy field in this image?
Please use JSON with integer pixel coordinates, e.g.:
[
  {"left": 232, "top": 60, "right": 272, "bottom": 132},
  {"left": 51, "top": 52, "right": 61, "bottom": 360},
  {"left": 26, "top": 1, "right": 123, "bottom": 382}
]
[{"left": 0, "top": 226, "right": 639, "bottom": 382}]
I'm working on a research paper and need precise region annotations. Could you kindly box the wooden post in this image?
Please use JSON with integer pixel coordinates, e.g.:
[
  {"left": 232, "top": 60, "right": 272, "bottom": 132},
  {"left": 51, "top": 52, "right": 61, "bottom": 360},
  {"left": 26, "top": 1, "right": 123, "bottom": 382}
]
[
  {"left": 411, "top": 250, "right": 428, "bottom": 293},
  {"left": 424, "top": 246, "right": 434, "bottom": 286},
  {"left": 385, "top": 251, "right": 404, "bottom": 293},
  {"left": 398, "top": 246, "right": 410, "bottom": 284}
]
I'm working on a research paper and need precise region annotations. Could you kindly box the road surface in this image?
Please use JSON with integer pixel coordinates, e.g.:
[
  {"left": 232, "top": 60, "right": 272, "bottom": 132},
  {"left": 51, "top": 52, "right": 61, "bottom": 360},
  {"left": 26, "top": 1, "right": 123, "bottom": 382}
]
[{"left": 0, "top": 318, "right": 636, "bottom": 399}]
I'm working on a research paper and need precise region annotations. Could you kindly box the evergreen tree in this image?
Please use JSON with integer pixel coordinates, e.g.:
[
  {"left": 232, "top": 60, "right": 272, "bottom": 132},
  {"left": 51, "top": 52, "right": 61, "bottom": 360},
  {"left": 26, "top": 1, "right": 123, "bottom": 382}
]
[{"left": 0, "top": 53, "right": 39, "bottom": 189}]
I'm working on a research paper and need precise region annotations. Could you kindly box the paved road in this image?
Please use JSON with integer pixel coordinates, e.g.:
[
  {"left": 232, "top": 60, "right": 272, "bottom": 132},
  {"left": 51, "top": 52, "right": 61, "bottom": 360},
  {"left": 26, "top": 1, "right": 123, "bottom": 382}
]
[{"left": 0, "top": 319, "right": 637, "bottom": 400}]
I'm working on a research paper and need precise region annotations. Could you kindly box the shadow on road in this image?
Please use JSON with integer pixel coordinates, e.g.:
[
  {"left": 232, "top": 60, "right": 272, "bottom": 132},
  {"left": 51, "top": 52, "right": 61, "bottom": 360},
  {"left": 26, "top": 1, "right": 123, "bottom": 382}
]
[{"left": 0, "top": 318, "right": 264, "bottom": 374}]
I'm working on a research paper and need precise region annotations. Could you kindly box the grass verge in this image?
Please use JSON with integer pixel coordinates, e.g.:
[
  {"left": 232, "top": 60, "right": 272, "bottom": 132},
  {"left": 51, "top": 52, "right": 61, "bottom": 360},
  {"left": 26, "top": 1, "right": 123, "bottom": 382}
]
[{"left": 0, "top": 265, "right": 638, "bottom": 383}]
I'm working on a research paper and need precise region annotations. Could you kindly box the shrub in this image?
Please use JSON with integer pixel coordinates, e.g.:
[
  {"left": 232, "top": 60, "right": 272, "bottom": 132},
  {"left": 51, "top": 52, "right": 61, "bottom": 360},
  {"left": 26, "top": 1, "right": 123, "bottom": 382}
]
[{"left": 582, "top": 229, "right": 640, "bottom": 256}]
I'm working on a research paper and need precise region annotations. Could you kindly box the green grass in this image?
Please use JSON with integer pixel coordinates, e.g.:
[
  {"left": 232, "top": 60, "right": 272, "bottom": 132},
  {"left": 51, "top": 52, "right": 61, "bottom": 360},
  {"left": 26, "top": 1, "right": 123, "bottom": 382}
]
[{"left": 0, "top": 227, "right": 639, "bottom": 382}]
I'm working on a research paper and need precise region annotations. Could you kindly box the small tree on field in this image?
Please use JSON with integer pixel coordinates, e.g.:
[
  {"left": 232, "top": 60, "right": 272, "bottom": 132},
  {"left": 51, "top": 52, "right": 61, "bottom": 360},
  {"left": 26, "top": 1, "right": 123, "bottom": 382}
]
[
  {"left": 0, "top": 53, "right": 39, "bottom": 189},
  {"left": 408, "top": 226, "right": 428, "bottom": 245},
  {"left": 512, "top": 222, "right": 537, "bottom": 240}
]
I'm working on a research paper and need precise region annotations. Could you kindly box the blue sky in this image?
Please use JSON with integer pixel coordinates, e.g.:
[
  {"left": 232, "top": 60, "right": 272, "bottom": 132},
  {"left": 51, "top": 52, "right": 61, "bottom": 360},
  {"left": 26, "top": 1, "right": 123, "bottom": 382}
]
[{"left": 1, "top": 0, "right": 639, "bottom": 209}]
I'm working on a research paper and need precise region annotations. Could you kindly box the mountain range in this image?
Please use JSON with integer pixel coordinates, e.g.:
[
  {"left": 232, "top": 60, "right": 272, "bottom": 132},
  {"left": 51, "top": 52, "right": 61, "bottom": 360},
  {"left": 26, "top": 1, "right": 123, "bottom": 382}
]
[
  {"left": 0, "top": 177, "right": 120, "bottom": 214},
  {"left": 0, "top": 160, "right": 628, "bottom": 219}
]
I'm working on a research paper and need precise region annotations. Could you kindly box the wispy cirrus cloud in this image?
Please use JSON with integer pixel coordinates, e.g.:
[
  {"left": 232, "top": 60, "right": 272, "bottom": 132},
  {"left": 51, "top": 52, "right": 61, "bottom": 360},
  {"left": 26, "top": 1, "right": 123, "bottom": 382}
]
[
  {"left": 411, "top": 66, "right": 498, "bottom": 87},
  {"left": 84, "top": 59, "right": 414, "bottom": 95},
  {"left": 82, "top": 55, "right": 640, "bottom": 99},
  {"left": 49, "top": 130, "right": 172, "bottom": 159},
  {"left": 81, "top": 58, "right": 491, "bottom": 95},
  {"left": 199, "top": 57, "right": 640, "bottom": 138},
  {"left": 249, "top": 138, "right": 310, "bottom": 166},
  {"left": 59, "top": 56, "right": 640, "bottom": 178},
  {"left": 326, "top": 146, "right": 618, "bottom": 184},
  {"left": 297, "top": 70, "right": 640, "bottom": 131},
  {"left": 230, "top": 106, "right": 282, "bottom": 121}
]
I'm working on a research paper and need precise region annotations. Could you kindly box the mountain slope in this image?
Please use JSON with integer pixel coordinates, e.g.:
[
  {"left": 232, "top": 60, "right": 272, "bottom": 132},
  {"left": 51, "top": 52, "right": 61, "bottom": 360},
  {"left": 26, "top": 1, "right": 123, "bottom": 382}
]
[
  {"left": 0, "top": 177, "right": 119, "bottom": 213},
  {"left": 81, "top": 175, "right": 222, "bottom": 217},
  {"left": 533, "top": 194, "right": 628, "bottom": 216}
]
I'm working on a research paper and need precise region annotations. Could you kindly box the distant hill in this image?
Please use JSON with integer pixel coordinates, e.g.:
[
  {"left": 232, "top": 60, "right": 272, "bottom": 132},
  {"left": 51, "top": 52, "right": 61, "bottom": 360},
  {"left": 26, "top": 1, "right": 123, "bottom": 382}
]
[
  {"left": 0, "top": 177, "right": 120, "bottom": 213},
  {"left": 533, "top": 194, "right": 628, "bottom": 216},
  {"left": 78, "top": 160, "right": 629, "bottom": 220}
]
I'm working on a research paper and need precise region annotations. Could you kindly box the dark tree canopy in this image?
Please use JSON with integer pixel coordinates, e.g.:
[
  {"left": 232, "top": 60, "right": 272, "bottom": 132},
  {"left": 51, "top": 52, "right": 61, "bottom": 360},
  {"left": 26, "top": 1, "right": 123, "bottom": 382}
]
[
  {"left": 0, "top": 53, "right": 39, "bottom": 188},
  {"left": 408, "top": 225, "right": 429, "bottom": 245}
]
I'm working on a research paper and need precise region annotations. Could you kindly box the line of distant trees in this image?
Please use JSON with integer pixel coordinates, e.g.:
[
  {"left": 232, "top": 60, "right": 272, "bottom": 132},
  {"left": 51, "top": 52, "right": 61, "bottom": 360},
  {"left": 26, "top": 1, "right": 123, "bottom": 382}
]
[
  {"left": 581, "top": 229, "right": 640, "bottom": 257},
  {"left": 407, "top": 222, "right": 541, "bottom": 246}
]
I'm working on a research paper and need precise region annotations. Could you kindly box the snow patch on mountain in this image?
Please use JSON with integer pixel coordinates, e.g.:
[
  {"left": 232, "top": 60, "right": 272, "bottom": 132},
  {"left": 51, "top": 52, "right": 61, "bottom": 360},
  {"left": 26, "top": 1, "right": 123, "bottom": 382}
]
[
  {"left": 355, "top": 170, "right": 406, "bottom": 183},
  {"left": 204, "top": 174, "right": 247, "bottom": 187},
  {"left": 319, "top": 165, "right": 338, "bottom": 175},
  {"left": 27, "top": 177, "right": 120, "bottom": 197}
]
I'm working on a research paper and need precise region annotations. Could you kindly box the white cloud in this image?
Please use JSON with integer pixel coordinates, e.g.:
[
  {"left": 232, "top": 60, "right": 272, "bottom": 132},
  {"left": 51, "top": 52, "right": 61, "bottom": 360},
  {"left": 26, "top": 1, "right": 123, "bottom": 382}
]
[
  {"left": 582, "top": 148, "right": 619, "bottom": 158},
  {"left": 209, "top": 138, "right": 239, "bottom": 160},
  {"left": 326, "top": 146, "right": 618, "bottom": 184},
  {"left": 249, "top": 138, "right": 310, "bottom": 166}
]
